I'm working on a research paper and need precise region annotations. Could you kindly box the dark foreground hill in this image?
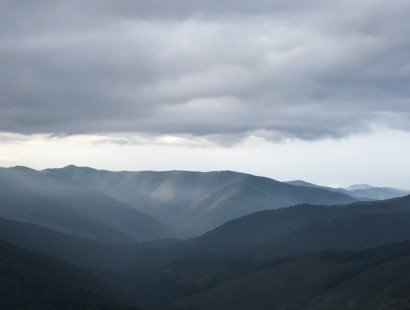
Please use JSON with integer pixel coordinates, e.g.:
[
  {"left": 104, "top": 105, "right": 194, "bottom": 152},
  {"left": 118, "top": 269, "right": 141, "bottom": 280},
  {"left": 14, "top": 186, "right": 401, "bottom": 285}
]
[
  {"left": 177, "top": 241, "right": 410, "bottom": 310},
  {"left": 114, "top": 196, "right": 410, "bottom": 308},
  {"left": 0, "top": 239, "right": 134, "bottom": 310},
  {"left": 194, "top": 195, "right": 410, "bottom": 249},
  {"left": 0, "top": 216, "right": 175, "bottom": 270},
  {"left": 45, "top": 165, "right": 356, "bottom": 236},
  {"left": 1, "top": 184, "right": 410, "bottom": 309},
  {"left": 4, "top": 195, "right": 410, "bottom": 309}
]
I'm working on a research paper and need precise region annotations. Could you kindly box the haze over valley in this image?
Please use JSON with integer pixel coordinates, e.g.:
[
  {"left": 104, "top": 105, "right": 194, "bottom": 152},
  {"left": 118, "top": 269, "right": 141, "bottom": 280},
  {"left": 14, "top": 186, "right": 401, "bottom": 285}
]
[{"left": 0, "top": 165, "right": 410, "bottom": 308}]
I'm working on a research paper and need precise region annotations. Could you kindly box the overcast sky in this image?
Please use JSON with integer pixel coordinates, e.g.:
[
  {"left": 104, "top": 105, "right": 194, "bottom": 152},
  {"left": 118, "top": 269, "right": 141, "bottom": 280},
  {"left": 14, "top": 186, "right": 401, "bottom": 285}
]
[{"left": 1, "top": 0, "right": 409, "bottom": 188}]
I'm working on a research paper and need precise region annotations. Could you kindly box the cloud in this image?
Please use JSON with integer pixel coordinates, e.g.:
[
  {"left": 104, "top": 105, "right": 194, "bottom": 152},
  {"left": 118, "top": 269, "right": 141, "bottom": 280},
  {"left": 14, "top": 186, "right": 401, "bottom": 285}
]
[{"left": 1, "top": 0, "right": 410, "bottom": 143}]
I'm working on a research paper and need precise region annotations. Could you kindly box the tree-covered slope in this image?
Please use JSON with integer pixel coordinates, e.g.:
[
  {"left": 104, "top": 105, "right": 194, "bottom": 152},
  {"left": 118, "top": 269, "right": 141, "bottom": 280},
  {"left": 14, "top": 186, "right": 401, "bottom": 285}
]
[
  {"left": 178, "top": 241, "right": 410, "bottom": 310},
  {"left": 194, "top": 195, "right": 410, "bottom": 249},
  {"left": 0, "top": 239, "right": 135, "bottom": 310},
  {"left": 0, "top": 166, "right": 175, "bottom": 243},
  {"left": 46, "top": 165, "right": 356, "bottom": 235}
]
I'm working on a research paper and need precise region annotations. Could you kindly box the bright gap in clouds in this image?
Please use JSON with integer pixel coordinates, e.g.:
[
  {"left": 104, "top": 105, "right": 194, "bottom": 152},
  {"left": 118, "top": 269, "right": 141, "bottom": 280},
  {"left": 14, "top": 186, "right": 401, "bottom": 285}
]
[{"left": 1, "top": 129, "right": 409, "bottom": 189}]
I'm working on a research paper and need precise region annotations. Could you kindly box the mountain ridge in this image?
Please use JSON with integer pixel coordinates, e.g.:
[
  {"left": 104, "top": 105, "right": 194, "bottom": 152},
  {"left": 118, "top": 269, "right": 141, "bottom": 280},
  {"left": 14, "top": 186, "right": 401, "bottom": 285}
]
[
  {"left": 0, "top": 166, "right": 175, "bottom": 243},
  {"left": 45, "top": 165, "right": 357, "bottom": 236},
  {"left": 287, "top": 179, "right": 410, "bottom": 200}
]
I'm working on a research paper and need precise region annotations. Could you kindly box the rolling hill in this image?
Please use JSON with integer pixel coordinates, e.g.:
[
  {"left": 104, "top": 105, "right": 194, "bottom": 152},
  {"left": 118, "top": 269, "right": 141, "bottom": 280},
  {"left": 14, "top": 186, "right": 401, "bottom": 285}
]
[
  {"left": 287, "top": 180, "right": 410, "bottom": 200},
  {"left": 0, "top": 216, "right": 166, "bottom": 270},
  {"left": 0, "top": 239, "right": 134, "bottom": 309},
  {"left": 109, "top": 195, "right": 410, "bottom": 308},
  {"left": 2, "top": 167, "right": 410, "bottom": 309},
  {"left": 178, "top": 241, "right": 410, "bottom": 310},
  {"left": 45, "top": 165, "right": 356, "bottom": 236},
  {"left": 194, "top": 195, "right": 410, "bottom": 249},
  {"left": 0, "top": 166, "right": 174, "bottom": 243},
  {"left": 346, "top": 184, "right": 410, "bottom": 200}
]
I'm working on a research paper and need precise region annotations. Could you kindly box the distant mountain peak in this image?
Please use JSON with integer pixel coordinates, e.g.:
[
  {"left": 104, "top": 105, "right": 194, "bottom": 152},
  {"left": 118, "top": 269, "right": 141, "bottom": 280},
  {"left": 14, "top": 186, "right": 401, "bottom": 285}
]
[
  {"left": 65, "top": 164, "right": 78, "bottom": 168},
  {"left": 63, "top": 164, "right": 85, "bottom": 169},
  {"left": 287, "top": 180, "right": 319, "bottom": 187},
  {"left": 346, "top": 184, "right": 373, "bottom": 190},
  {"left": 9, "top": 165, "right": 37, "bottom": 172}
]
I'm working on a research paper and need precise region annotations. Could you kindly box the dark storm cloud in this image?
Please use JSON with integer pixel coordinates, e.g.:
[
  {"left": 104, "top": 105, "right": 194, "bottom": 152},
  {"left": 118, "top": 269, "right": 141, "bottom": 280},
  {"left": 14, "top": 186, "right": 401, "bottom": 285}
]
[{"left": 1, "top": 0, "right": 410, "bottom": 142}]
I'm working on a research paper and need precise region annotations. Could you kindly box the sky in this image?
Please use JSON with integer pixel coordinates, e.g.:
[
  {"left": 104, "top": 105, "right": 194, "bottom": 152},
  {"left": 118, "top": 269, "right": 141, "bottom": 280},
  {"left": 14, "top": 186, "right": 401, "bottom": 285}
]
[{"left": 1, "top": 0, "right": 410, "bottom": 188}]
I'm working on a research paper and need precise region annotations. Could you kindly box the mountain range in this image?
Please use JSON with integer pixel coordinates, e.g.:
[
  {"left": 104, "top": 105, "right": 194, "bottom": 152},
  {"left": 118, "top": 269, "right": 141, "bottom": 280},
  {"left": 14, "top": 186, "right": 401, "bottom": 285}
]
[
  {"left": 45, "top": 165, "right": 356, "bottom": 236},
  {"left": 287, "top": 180, "right": 410, "bottom": 200},
  {"left": 0, "top": 166, "right": 174, "bottom": 243},
  {"left": 1, "top": 165, "right": 410, "bottom": 309}
]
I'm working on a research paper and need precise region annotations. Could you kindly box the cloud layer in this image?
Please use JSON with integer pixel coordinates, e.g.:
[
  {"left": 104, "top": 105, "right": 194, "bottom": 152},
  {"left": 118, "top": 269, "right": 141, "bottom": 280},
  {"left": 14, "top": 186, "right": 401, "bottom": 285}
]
[{"left": 1, "top": 0, "right": 410, "bottom": 142}]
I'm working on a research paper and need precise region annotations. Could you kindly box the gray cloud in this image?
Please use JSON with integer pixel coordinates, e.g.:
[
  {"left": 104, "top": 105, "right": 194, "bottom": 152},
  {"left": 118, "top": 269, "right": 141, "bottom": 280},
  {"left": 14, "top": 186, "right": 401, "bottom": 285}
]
[{"left": 1, "top": 0, "right": 410, "bottom": 142}]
